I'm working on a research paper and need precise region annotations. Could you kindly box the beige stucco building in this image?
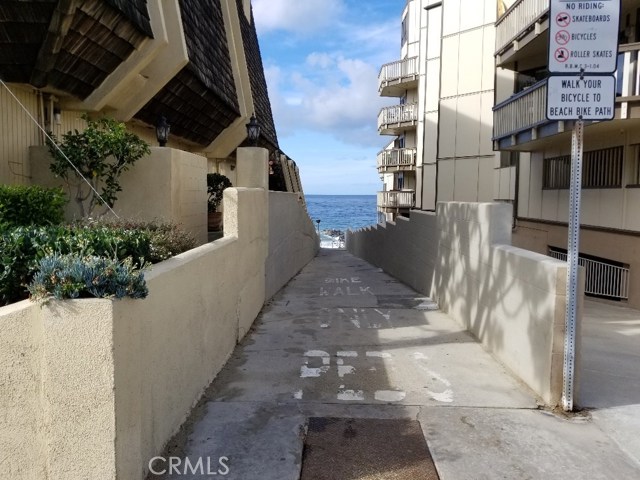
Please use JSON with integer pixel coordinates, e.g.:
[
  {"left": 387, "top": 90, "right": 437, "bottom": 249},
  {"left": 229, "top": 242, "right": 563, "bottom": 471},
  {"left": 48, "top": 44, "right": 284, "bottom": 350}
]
[
  {"left": 494, "top": 0, "right": 640, "bottom": 307},
  {"left": 376, "top": 0, "right": 640, "bottom": 307},
  {"left": 377, "top": 0, "right": 500, "bottom": 222}
]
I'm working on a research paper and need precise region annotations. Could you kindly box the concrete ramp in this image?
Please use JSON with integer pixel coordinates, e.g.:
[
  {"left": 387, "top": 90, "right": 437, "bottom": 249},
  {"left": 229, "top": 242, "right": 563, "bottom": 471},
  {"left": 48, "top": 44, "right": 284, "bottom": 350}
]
[{"left": 152, "top": 250, "right": 640, "bottom": 480}]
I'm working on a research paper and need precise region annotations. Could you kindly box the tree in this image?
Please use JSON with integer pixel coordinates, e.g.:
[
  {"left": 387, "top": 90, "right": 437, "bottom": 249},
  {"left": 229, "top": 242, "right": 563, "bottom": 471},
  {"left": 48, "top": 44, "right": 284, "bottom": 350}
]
[{"left": 47, "top": 115, "right": 150, "bottom": 218}]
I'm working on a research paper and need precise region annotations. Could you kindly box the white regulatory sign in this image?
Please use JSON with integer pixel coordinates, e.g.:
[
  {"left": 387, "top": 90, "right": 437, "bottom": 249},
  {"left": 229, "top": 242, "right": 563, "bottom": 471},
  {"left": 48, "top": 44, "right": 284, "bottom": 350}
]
[
  {"left": 546, "top": 75, "right": 615, "bottom": 120},
  {"left": 549, "top": 0, "right": 620, "bottom": 73}
]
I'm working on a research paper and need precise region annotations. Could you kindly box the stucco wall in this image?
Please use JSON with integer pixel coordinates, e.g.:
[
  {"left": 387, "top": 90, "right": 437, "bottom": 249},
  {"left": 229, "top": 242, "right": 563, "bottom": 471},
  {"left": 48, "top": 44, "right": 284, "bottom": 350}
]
[
  {"left": 0, "top": 301, "right": 45, "bottom": 479},
  {"left": 0, "top": 147, "right": 304, "bottom": 479},
  {"left": 30, "top": 146, "right": 208, "bottom": 245},
  {"left": 266, "top": 191, "right": 319, "bottom": 300},
  {"left": 0, "top": 187, "right": 265, "bottom": 479},
  {"left": 347, "top": 202, "right": 583, "bottom": 405},
  {"left": 347, "top": 210, "right": 438, "bottom": 295}
]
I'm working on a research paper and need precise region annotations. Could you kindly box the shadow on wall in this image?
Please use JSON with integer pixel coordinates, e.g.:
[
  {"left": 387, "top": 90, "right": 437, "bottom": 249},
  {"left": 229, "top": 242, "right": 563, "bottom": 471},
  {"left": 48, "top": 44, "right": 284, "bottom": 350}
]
[{"left": 347, "top": 202, "right": 581, "bottom": 406}]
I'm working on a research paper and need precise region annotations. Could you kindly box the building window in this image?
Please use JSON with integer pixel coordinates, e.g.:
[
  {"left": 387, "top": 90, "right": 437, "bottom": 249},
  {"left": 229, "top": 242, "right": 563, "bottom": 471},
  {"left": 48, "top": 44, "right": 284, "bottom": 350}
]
[
  {"left": 629, "top": 144, "right": 640, "bottom": 186},
  {"left": 401, "top": 16, "right": 407, "bottom": 45},
  {"left": 397, "top": 172, "right": 405, "bottom": 190},
  {"left": 500, "top": 151, "right": 518, "bottom": 168},
  {"left": 543, "top": 146, "right": 623, "bottom": 189}
]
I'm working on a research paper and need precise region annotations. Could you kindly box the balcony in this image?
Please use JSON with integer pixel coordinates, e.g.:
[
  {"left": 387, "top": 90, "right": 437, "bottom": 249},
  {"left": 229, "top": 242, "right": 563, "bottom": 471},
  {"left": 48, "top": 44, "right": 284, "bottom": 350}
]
[
  {"left": 378, "top": 57, "right": 419, "bottom": 97},
  {"left": 377, "top": 190, "right": 415, "bottom": 209},
  {"left": 377, "top": 148, "right": 417, "bottom": 172},
  {"left": 494, "top": 44, "right": 640, "bottom": 150},
  {"left": 378, "top": 104, "right": 418, "bottom": 135},
  {"left": 495, "top": 0, "right": 549, "bottom": 69}
]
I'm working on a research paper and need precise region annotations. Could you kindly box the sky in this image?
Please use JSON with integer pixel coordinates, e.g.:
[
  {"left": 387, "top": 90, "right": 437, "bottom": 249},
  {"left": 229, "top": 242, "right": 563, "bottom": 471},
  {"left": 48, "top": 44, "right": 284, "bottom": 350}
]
[{"left": 252, "top": 0, "right": 402, "bottom": 195}]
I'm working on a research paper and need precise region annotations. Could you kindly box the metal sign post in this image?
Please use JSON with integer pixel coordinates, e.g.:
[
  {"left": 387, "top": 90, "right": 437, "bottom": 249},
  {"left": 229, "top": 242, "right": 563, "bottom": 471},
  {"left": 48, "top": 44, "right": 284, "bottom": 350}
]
[
  {"left": 546, "top": 0, "right": 621, "bottom": 411},
  {"left": 563, "top": 119, "right": 584, "bottom": 412}
]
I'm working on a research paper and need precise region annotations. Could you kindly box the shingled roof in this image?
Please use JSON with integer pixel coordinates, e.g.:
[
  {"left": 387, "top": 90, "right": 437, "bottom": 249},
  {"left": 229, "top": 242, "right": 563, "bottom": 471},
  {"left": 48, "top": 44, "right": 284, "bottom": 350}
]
[
  {"left": 105, "top": 0, "right": 152, "bottom": 37},
  {"left": 0, "top": 0, "right": 57, "bottom": 82},
  {"left": 135, "top": 0, "right": 240, "bottom": 146},
  {"left": 0, "top": 0, "right": 152, "bottom": 97},
  {"left": 236, "top": 0, "right": 279, "bottom": 150}
]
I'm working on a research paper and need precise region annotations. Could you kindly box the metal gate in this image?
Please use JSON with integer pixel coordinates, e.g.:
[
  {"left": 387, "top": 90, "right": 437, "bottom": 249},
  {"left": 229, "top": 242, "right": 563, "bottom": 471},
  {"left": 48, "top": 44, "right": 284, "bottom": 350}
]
[{"left": 549, "top": 248, "right": 630, "bottom": 300}]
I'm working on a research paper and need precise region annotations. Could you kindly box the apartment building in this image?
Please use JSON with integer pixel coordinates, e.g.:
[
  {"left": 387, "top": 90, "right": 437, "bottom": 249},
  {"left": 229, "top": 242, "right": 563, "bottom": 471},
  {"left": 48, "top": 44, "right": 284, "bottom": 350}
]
[
  {"left": 494, "top": 0, "right": 640, "bottom": 307},
  {"left": 374, "top": 0, "right": 640, "bottom": 307},
  {"left": 376, "top": 0, "right": 500, "bottom": 222},
  {"left": 0, "top": 0, "right": 291, "bottom": 189}
]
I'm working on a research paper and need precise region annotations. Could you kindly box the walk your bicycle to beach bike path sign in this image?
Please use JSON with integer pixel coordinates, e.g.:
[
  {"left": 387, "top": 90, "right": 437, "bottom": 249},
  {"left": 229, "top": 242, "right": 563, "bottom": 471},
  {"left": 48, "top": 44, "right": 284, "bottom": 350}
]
[{"left": 546, "top": 0, "right": 620, "bottom": 121}]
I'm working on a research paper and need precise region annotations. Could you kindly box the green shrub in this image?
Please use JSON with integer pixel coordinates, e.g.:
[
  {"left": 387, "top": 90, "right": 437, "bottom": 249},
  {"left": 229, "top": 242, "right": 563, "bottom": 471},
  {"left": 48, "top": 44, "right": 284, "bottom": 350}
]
[
  {"left": 47, "top": 115, "right": 150, "bottom": 218},
  {"left": 0, "top": 225, "right": 152, "bottom": 305},
  {"left": 0, "top": 220, "right": 194, "bottom": 305},
  {"left": 28, "top": 254, "right": 148, "bottom": 300},
  {"left": 0, "top": 185, "right": 66, "bottom": 228},
  {"left": 82, "top": 219, "right": 196, "bottom": 263},
  {"left": 207, "top": 173, "right": 232, "bottom": 213}
]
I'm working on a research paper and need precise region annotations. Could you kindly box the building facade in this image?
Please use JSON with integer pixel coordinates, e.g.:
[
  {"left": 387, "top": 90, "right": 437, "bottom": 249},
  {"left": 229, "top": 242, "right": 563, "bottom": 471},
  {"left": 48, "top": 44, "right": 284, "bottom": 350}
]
[
  {"left": 375, "top": 0, "right": 640, "bottom": 307},
  {"left": 0, "top": 0, "right": 298, "bottom": 191},
  {"left": 376, "top": 0, "right": 500, "bottom": 222},
  {"left": 494, "top": 0, "right": 640, "bottom": 307}
]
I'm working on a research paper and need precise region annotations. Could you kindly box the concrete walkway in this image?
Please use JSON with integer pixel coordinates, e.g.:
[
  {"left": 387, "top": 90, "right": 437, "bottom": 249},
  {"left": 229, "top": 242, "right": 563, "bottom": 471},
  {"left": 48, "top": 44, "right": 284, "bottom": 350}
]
[{"left": 156, "top": 250, "right": 640, "bottom": 480}]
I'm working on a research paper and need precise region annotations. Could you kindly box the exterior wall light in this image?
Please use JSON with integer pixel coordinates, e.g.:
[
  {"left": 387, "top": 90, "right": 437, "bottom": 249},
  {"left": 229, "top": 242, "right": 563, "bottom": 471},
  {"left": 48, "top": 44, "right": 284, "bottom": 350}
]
[
  {"left": 245, "top": 114, "right": 260, "bottom": 146},
  {"left": 53, "top": 107, "right": 61, "bottom": 125},
  {"left": 156, "top": 116, "right": 170, "bottom": 147}
]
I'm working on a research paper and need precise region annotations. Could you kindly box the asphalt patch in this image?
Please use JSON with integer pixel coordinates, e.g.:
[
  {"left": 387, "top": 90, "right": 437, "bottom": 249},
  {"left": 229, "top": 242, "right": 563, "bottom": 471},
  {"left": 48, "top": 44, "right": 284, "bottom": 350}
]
[{"left": 300, "top": 417, "right": 440, "bottom": 480}]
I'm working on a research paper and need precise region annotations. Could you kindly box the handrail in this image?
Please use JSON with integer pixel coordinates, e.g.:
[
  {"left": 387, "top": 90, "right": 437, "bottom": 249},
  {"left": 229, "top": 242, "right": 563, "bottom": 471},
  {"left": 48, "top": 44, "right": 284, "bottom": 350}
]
[
  {"left": 493, "top": 78, "right": 547, "bottom": 111},
  {"left": 378, "top": 57, "right": 418, "bottom": 82},
  {"left": 377, "top": 190, "right": 415, "bottom": 208},
  {"left": 495, "top": 0, "right": 549, "bottom": 55},
  {"left": 377, "top": 148, "right": 417, "bottom": 168},
  {"left": 493, "top": 79, "right": 548, "bottom": 139},
  {"left": 378, "top": 104, "right": 418, "bottom": 127}
]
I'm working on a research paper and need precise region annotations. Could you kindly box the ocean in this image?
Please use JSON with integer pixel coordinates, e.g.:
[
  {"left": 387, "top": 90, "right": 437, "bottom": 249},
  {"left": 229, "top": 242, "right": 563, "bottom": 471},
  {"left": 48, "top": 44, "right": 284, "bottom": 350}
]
[{"left": 304, "top": 195, "right": 377, "bottom": 247}]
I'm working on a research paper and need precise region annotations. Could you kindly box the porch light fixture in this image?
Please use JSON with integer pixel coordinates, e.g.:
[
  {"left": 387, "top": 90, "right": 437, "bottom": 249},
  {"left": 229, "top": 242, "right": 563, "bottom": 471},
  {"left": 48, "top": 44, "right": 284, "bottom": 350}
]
[
  {"left": 156, "top": 116, "right": 170, "bottom": 147},
  {"left": 53, "top": 107, "right": 61, "bottom": 125},
  {"left": 246, "top": 114, "right": 260, "bottom": 146}
]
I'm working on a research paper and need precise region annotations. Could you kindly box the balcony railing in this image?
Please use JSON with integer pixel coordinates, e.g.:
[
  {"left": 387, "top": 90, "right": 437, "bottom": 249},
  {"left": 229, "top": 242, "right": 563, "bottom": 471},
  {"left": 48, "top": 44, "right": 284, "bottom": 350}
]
[
  {"left": 377, "top": 190, "right": 415, "bottom": 209},
  {"left": 378, "top": 57, "right": 418, "bottom": 93},
  {"left": 494, "top": 44, "right": 640, "bottom": 142},
  {"left": 493, "top": 79, "right": 547, "bottom": 139},
  {"left": 378, "top": 104, "right": 418, "bottom": 133},
  {"left": 495, "top": 0, "right": 548, "bottom": 55},
  {"left": 377, "top": 148, "right": 417, "bottom": 171},
  {"left": 617, "top": 43, "right": 640, "bottom": 98}
]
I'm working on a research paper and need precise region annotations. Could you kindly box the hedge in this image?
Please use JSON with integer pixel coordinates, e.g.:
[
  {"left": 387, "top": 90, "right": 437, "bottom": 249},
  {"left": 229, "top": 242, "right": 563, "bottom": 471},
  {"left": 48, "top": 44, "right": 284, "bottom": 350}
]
[{"left": 0, "top": 184, "right": 66, "bottom": 228}]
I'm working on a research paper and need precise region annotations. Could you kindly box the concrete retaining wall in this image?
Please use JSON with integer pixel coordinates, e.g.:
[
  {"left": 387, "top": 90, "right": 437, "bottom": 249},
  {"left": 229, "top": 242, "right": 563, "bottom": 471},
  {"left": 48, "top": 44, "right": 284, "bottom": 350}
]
[
  {"left": 266, "top": 192, "right": 318, "bottom": 299},
  {"left": 347, "top": 202, "right": 583, "bottom": 406},
  {"left": 0, "top": 147, "right": 316, "bottom": 479}
]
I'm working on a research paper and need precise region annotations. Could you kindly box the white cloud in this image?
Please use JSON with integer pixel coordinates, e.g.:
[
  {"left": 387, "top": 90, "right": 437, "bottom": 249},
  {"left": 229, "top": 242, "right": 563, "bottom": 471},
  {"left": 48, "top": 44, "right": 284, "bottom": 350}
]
[
  {"left": 265, "top": 54, "right": 390, "bottom": 147},
  {"left": 256, "top": 0, "right": 401, "bottom": 149},
  {"left": 253, "top": 0, "right": 345, "bottom": 34}
]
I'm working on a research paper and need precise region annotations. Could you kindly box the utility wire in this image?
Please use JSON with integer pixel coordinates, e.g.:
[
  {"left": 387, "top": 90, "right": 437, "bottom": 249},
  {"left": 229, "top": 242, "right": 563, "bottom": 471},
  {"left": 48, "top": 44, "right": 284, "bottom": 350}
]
[{"left": 0, "top": 78, "right": 119, "bottom": 218}]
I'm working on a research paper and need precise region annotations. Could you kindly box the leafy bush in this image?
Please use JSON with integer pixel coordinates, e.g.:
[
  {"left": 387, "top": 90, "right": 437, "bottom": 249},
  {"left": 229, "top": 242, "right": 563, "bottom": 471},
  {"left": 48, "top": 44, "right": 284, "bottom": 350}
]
[
  {"left": 81, "top": 219, "right": 196, "bottom": 263},
  {"left": 207, "top": 173, "right": 232, "bottom": 213},
  {"left": 28, "top": 254, "right": 148, "bottom": 300},
  {"left": 0, "top": 220, "right": 194, "bottom": 305},
  {"left": 0, "top": 225, "right": 152, "bottom": 305},
  {"left": 0, "top": 184, "right": 66, "bottom": 228},
  {"left": 47, "top": 115, "right": 150, "bottom": 218}
]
